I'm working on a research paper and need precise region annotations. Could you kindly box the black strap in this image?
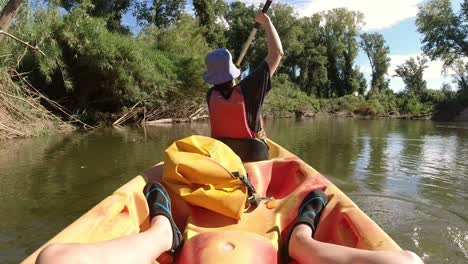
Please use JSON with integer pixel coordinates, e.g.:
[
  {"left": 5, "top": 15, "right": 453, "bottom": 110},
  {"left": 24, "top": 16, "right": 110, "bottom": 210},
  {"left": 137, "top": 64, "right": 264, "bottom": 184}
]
[{"left": 231, "top": 172, "right": 260, "bottom": 207}]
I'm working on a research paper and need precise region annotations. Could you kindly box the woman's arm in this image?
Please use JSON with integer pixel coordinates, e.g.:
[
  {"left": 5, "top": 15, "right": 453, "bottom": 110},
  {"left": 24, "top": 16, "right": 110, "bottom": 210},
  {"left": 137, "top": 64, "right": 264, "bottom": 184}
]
[{"left": 255, "top": 11, "right": 284, "bottom": 77}]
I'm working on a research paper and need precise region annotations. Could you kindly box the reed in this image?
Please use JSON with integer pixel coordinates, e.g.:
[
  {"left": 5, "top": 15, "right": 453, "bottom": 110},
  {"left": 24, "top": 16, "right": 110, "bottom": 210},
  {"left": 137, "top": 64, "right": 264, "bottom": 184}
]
[{"left": 0, "top": 68, "right": 73, "bottom": 140}]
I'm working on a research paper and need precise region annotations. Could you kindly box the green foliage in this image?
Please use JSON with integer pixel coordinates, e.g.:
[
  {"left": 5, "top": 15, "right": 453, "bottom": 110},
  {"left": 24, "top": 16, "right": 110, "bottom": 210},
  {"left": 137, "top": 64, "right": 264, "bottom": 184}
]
[
  {"left": 264, "top": 74, "right": 320, "bottom": 116},
  {"left": 367, "top": 90, "right": 398, "bottom": 113},
  {"left": 2, "top": 0, "right": 467, "bottom": 126},
  {"left": 134, "top": 0, "right": 186, "bottom": 28},
  {"left": 61, "top": 0, "right": 132, "bottom": 33},
  {"left": 232, "top": 3, "right": 305, "bottom": 75},
  {"left": 451, "top": 60, "right": 468, "bottom": 92},
  {"left": 296, "top": 15, "right": 328, "bottom": 97},
  {"left": 320, "top": 95, "right": 365, "bottom": 113},
  {"left": 415, "top": 0, "right": 468, "bottom": 114},
  {"left": 223, "top": 4, "right": 367, "bottom": 100},
  {"left": 266, "top": 4, "right": 304, "bottom": 76},
  {"left": 416, "top": 0, "right": 468, "bottom": 67},
  {"left": 394, "top": 56, "right": 428, "bottom": 95},
  {"left": 192, "top": 0, "right": 226, "bottom": 47},
  {"left": 356, "top": 69, "right": 367, "bottom": 95},
  {"left": 397, "top": 92, "right": 432, "bottom": 115},
  {"left": 3, "top": 3, "right": 209, "bottom": 121},
  {"left": 138, "top": 14, "right": 211, "bottom": 93},
  {"left": 224, "top": 2, "right": 257, "bottom": 68},
  {"left": 322, "top": 8, "right": 364, "bottom": 97},
  {"left": 359, "top": 33, "right": 391, "bottom": 92}
]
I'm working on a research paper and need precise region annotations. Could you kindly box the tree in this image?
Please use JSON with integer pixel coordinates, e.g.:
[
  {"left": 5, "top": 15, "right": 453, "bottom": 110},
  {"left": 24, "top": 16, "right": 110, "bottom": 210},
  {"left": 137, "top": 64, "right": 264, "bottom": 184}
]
[
  {"left": 134, "top": 0, "right": 186, "bottom": 28},
  {"left": 61, "top": 0, "right": 133, "bottom": 33},
  {"left": 193, "top": 0, "right": 226, "bottom": 47},
  {"left": 268, "top": 4, "right": 304, "bottom": 77},
  {"left": 224, "top": 1, "right": 256, "bottom": 67},
  {"left": 394, "top": 56, "right": 428, "bottom": 95},
  {"left": 322, "top": 8, "right": 364, "bottom": 97},
  {"left": 296, "top": 15, "right": 327, "bottom": 97},
  {"left": 359, "top": 33, "right": 391, "bottom": 92},
  {"left": 416, "top": 0, "right": 468, "bottom": 68},
  {"left": 356, "top": 68, "right": 367, "bottom": 95},
  {"left": 0, "top": 0, "right": 23, "bottom": 34},
  {"left": 451, "top": 60, "right": 468, "bottom": 91}
]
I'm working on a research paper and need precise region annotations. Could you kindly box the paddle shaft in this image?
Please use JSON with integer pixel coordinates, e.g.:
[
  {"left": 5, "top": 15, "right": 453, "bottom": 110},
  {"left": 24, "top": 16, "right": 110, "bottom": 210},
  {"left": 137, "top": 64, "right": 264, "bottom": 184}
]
[{"left": 235, "top": 0, "right": 273, "bottom": 67}]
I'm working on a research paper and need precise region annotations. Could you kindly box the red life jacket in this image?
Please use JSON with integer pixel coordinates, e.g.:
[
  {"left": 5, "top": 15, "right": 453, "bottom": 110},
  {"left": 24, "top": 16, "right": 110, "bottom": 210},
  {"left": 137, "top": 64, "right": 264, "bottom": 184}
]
[{"left": 209, "top": 86, "right": 265, "bottom": 139}]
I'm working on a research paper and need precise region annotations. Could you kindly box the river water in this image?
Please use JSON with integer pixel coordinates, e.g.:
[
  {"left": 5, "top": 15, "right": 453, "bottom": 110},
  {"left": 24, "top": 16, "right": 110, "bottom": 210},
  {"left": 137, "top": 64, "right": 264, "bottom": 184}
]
[{"left": 0, "top": 118, "right": 467, "bottom": 264}]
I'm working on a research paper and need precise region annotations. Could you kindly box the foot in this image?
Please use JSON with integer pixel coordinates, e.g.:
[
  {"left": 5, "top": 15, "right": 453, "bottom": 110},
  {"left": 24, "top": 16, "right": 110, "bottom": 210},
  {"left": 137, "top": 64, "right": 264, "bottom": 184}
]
[
  {"left": 143, "top": 182, "right": 183, "bottom": 253},
  {"left": 295, "top": 190, "right": 328, "bottom": 236},
  {"left": 284, "top": 190, "right": 328, "bottom": 261}
]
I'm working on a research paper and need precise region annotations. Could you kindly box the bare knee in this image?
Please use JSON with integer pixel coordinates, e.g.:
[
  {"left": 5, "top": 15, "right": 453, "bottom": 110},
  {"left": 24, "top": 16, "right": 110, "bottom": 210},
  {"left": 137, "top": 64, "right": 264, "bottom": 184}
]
[
  {"left": 36, "top": 244, "right": 93, "bottom": 264},
  {"left": 36, "top": 244, "right": 68, "bottom": 264},
  {"left": 402, "top": 250, "right": 424, "bottom": 264}
]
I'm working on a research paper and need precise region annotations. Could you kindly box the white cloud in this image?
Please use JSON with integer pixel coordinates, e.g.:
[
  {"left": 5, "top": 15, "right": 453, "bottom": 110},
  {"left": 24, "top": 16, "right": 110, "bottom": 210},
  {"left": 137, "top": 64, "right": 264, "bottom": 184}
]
[{"left": 292, "top": 0, "right": 423, "bottom": 30}]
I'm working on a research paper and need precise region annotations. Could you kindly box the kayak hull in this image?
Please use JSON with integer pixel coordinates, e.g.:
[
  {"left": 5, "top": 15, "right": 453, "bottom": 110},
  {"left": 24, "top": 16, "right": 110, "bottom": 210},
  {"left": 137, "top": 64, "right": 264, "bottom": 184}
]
[{"left": 22, "top": 139, "right": 400, "bottom": 264}]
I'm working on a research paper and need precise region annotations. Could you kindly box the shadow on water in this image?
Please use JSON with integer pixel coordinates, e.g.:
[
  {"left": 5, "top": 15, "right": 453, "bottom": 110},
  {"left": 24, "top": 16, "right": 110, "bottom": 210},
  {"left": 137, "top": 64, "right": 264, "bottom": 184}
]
[{"left": 0, "top": 119, "right": 467, "bottom": 264}]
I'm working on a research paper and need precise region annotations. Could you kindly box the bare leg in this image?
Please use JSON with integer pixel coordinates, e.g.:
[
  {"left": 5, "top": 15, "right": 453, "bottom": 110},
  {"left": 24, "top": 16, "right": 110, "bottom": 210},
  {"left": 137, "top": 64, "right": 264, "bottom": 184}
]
[
  {"left": 36, "top": 215, "right": 172, "bottom": 264},
  {"left": 289, "top": 224, "right": 423, "bottom": 264}
]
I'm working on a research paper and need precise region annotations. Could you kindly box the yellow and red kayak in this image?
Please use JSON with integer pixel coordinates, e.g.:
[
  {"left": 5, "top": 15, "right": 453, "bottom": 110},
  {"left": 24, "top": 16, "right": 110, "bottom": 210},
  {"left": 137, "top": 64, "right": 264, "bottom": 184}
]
[{"left": 22, "top": 139, "right": 401, "bottom": 264}]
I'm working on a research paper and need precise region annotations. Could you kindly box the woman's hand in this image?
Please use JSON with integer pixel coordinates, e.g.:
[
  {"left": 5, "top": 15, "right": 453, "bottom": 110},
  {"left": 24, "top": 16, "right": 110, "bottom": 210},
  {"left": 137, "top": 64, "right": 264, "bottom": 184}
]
[{"left": 255, "top": 10, "right": 271, "bottom": 25}]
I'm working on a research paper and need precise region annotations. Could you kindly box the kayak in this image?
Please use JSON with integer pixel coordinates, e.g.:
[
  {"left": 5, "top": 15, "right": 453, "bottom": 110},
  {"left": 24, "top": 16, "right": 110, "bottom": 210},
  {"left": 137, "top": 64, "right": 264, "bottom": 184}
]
[{"left": 22, "top": 138, "right": 401, "bottom": 264}]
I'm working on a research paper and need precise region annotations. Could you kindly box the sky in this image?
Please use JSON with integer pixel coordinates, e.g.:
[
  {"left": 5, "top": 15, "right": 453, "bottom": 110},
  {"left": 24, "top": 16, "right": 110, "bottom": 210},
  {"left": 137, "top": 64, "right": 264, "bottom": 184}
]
[{"left": 124, "top": 0, "right": 464, "bottom": 92}]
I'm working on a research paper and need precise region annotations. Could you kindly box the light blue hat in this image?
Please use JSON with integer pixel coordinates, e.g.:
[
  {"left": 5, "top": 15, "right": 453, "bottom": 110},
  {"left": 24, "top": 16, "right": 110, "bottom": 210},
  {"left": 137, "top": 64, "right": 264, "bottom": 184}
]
[{"left": 203, "top": 48, "right": 241, "bottom": 85}]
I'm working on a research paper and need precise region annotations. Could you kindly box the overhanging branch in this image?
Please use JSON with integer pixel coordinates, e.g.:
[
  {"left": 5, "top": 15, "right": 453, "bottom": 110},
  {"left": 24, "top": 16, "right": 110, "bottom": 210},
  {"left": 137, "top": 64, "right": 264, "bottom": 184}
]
[{"left": 0, "top": 29, "right": 46, "bottom": 56}]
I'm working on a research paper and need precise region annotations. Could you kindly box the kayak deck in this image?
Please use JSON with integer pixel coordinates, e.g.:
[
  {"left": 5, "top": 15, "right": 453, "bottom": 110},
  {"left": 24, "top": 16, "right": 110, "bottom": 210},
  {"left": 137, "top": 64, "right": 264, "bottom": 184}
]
[{"left": 22, "top": 139, "right": 400, "bottom": 264}]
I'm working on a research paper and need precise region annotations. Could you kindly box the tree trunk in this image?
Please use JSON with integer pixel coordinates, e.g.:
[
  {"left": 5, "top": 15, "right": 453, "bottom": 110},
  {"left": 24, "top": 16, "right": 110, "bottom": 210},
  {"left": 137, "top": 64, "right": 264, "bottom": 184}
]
[{"left": 0, "top": 0, "right": 23, "bottom": 38}]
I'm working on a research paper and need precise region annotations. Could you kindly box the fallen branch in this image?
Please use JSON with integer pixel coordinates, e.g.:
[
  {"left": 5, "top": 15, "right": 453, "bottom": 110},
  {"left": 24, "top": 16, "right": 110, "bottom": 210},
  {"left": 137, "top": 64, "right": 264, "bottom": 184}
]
[
  {"left": 145, "top": 118, "right": 178, "bottom": 125},
  {"left": 16, "top": 47, "right": 28, "bottom": 68},
  {"left": 12, "top": 70, "right": 95, "bottom": 129},
  {"left": 189, "top": 107, "right": 206, "bottom": 120},
  {"left": 112, "top": 102, "right": 140, "bottom": 126},
  {"left": 0, "top": 30, "right": 46, "bottom": 56},
  {"left": 145, "top": 114, "right": 209, "bottom": 126},
  {"left": 191, "top": 114, "right": 209, "bottom": 121}
]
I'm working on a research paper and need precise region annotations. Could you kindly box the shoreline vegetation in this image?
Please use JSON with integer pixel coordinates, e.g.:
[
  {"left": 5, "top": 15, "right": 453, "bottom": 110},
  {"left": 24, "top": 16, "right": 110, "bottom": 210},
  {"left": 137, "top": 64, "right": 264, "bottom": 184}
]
[
  {"left": 0, "top": 0, "right": 467, "bottom": 140},
  {"left": 0, "top": 68, "right": 74, "bottom": 140}
]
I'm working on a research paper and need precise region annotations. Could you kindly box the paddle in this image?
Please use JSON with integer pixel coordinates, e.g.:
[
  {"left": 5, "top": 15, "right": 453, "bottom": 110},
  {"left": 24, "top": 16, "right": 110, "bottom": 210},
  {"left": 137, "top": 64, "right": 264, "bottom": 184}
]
[{"left": 235, "top": 0, "right": 273, "bottom": 67}]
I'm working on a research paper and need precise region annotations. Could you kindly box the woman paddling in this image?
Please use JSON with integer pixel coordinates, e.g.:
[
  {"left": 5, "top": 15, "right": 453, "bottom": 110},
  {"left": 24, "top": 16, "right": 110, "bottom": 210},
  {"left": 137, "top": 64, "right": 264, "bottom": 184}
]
[{"left": 204, "top": 10, "right": 283, "bottom": 162}]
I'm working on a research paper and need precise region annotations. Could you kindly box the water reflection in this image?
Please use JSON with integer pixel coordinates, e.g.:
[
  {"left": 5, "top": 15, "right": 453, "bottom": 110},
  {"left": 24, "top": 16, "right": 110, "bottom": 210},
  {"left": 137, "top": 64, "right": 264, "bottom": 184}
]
[{"left": 265, "top": 118, "right": 468, "bottom": 264}]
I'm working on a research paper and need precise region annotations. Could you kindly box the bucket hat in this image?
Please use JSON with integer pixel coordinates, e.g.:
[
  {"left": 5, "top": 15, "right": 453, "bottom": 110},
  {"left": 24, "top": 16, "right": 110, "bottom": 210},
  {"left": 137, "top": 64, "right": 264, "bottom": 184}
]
[{"left": 203, "top": 48, "right": 241, "bottom": 85}]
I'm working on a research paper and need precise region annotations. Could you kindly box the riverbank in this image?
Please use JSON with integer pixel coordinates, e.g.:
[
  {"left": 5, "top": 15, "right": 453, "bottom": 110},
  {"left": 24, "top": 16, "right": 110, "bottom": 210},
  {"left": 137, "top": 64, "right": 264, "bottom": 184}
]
[
  {"left": 1, "top": 0, "right": 467, "bottom": 140},
  {"left": 0, "top": 93, "right": 451, "bottom": 141},
  {"left": 0, "top": 66, "right": 464, "bottom": 141},
  {"left": 0, "top": 69, "right": 73, "bottom": 140}
]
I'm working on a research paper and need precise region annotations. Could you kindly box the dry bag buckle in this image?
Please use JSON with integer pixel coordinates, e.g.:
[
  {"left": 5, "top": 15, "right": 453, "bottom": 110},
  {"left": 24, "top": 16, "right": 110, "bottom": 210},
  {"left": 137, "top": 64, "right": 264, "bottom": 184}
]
[
  {"left": 231, "top": 172, "right": 256, "bottom": 195},
  {"left": 231, "top": 172, "right": 261, "bottom": 209}
]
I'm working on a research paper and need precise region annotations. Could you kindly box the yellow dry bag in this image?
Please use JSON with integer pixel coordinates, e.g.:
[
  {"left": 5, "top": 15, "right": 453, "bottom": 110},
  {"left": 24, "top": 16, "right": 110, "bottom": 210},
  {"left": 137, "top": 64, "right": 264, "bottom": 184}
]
[{"left": 162, "top": 135, "right": 253, "bottom": 220}]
